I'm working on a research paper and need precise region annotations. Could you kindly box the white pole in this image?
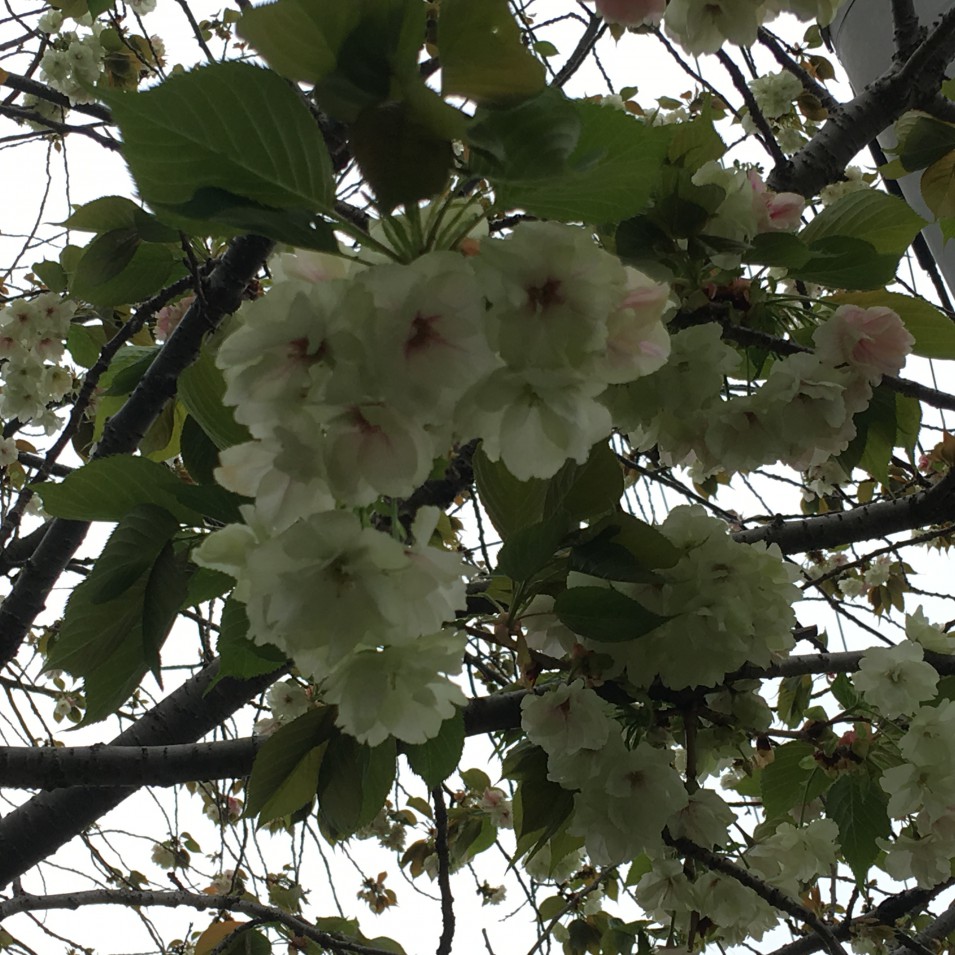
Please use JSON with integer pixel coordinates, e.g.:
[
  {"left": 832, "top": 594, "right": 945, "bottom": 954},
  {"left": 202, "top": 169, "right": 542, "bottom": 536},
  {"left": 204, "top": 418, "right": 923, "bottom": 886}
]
[{"left": 827, "top": 0, "right": 955, "bottom": 296}]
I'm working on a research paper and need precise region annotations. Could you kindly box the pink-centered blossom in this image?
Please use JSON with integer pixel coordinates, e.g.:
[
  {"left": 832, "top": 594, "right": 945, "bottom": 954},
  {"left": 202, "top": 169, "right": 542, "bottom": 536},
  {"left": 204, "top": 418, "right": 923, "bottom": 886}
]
[
  {"left": 815, "top": 304, "right": 915, "bottom": 379},
  {"left": 748, "top": 171, "right": 805, "bottom": 232},
  {"left": 592, "top": 0, "right": 666, "bottom": 26}
]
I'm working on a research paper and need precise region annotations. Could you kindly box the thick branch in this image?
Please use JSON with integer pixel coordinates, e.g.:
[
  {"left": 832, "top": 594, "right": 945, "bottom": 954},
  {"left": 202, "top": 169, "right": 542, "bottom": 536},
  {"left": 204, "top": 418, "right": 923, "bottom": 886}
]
[
  {"left": 733, "top": 469, "right": 955, "bottom": 554},
  {"left": 769, "top": 8, "right": 955, "bottom": 196},
  {"left": 0, "top": 658, "right": 286, "bottom": 889},
  {"left": 0, "top": 234, "right": 274, "bottom": 669},
  {"left": 0, "top": 889, "right": 396, "bottom": 955}
]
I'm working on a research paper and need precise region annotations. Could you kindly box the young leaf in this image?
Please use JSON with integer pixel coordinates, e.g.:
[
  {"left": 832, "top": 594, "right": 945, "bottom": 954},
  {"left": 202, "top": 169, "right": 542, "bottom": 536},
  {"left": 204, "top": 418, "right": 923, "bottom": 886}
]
[
  {"left": 760, "top": 741, "right": 831, "bottom": 820},
  {"left": 245, "top": 707, "right": 338, "bottom": 823},
  {"left": 473, "top": 447, "right": 549, "bottom": 540},
  {"left": 825, "top": 773, "right": 891, "bottom": 884},
  {"left": 439, "top": 0, "right": 545, "bottom": 105},
  {"left": 403, "top": 710, "right": 465, "bottom": 789},
  {"left": 554, "top": 587, "right": 667, "bottom": 642},
  {"left": 318, "top": 734, "right": 397, "bottom": 840}
]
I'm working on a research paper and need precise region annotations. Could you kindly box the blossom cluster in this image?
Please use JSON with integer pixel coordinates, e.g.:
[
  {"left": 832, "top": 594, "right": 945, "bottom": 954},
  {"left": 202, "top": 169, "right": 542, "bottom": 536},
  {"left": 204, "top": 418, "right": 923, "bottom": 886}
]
[
  {"left": 196, "top": 221, "right": 673, "bottom": 745},
  {"left": 38, "top": 15, "right": 107, "bottom": 106},
  {"left": 590, "top": 0, "right": 843, "bottom": 56},
  {"left": 599, "top": 505, "right": 801, "bottom": 689},
  {"left": 610, "top": 304, "right": 915, "bottom": 476},
  {"left": 0, "top": 293, "right": 75, "bottom": 433}
]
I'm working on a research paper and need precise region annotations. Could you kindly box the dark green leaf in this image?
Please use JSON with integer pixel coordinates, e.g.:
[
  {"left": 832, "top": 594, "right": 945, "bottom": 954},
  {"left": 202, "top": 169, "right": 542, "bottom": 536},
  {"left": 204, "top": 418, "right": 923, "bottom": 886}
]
[
  {"left": 495, "top": 514, "right": 567, "bottom": 582},
  {"left": 142, "top": 541, "right": 189, "bottom": 675},
  {"left": 568, "top": 528, "right": 660, "bottom": 584},
  {"left": 66, "top": 323, "right": 106, "bottom": 369},
  {"left": 180, "top": 414, "right": 220, "bottom": 485},
  {"left": 31, "top": 455, "right": 203, "bottom": 523},
  {"left": 830, "top": 673, "right": 860, "bottom": 710},
  {"left": 494, "top": 99, "right": 671, "bottom": 222},
  {"left": 744, "top": 231, "right": 811, "bottom": 269},
  {"left": 64, "top": 195, "right": 177, "bottom": 241},
  {"left": 44, "top": 508, "right": 182, "bottom": 723},
  {"left": 178, "top": 349, "right": 251, "bottom": 450},
  {"left": 760, "top": 741, "right": 831, "bottom": 820},
  {"left": 71, "top": 232, "right": 178, "bottom": 308},
  {"left": 318, "top": 735, "right": 397, "bottom": 840},
  {"left": 544, "top": 442, "right": 624, "bottom": 523},
  {"left": 104, "top": 62, "right": 334, "bottom": 211},
  {"left": 351, "top": 98, "right": 452, "bottom": 212},
  {"left": 104, "top": 347, "right": 159, "bottom": 396},
  {"left": 245, "top": 707, "right": 337, "bottom": 823},
  {"left": 183, "top": 566, "right": 233, "bottom": 608},
  {"left": 215, "top": 598, "right": 288, "bottom": 683},
  {"left": 895, "top": 113, "right": 955, "bottom": 171},
  {"left": 778, "top": 673, "right": 813, "bottom": 727},
  {"left": 32, "top": 259, "right": 68, "bottom": 293},
  {"left": 237, "top": 1, "right": 360, "bottom": 86},
  {"left": 439, "top": 0, "right": 545, "bottom": 104},
  {"left": 473, "top": 447, "right": 548, "bottom": 540},
  {"left": 554, "top": 586, "right": 667, "bottom": 642},
  {"left": 86, "top": 504, "right": 179, "bottom": 604},
  {"left": 468, "top": 87, "right": 581, "bottom": 183},
  {"left": 825, "top": 773, "right": 891, "bottom": 883},
  {"left": 152, "top": 188, "right": 340, "bottom": 252},
  {"left": 514, "top": 774, "right": 575, "bottom": 858},
  {"left": 792, "top": 235, "right": 900, "bottom": 290},
  {"left": 666, "top": 108, "right": 725, "bottom": 170},
  {"left": 404, "top": 710, "right": 465, "bottom": 788}
]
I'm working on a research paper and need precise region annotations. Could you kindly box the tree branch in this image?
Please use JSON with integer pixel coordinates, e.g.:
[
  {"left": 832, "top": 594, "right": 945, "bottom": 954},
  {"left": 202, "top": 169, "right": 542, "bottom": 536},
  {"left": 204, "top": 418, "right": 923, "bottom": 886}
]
[
  {"left": 666, "top": 835, "right": 848, "bottom": 955},
  {"left": 769, "top": 8, "right": 955, "bottom": 196},
  {"left": 0, "top": 71, "right": 113, "bottom": 122},
  {"left": 891, "top": 0, "right": 924, "bottom": 62},
  {"left": 0, "top": 889, "right": 398, "bottom": 955},
  {"left": 432, "top": 786, "right": 455, "bottom": 955},
  {"left": 733, "top": 469, "right": 955, "bottom": 554},
  {"left": 0, "top": 233, "right": 274, "bottom": 669},
  {"left": 0, "top": 658, "right": 286, "bottom": 889}
]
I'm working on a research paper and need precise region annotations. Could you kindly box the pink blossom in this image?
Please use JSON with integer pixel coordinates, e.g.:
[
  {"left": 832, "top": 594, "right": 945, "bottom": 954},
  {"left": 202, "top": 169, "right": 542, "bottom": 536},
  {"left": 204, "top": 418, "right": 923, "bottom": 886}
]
[
  {"left": 154, "top": 294, "right": 195, "bottom": 342},
  {"left": 815, "top": 305, "right": 915, "bottom": 379},
  {"left": 748, "top": 171, "right": 805, "bottom": 232},
  {"left": 592, "top": 0, "right": 666, "bottom": 27}
]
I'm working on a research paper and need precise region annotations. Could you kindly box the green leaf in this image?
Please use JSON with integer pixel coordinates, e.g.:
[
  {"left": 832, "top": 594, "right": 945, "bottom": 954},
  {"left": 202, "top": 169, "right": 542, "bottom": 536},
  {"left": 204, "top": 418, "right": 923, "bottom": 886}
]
[
  {"left": 104, "top": 62, "right": 334, "bottom": 211},
  {"left": 554, "top": 586, "right": 667, "bottom": 642},
  {"left": 32, "top": 259, "right": 69, "bottom": 293},
  {"left": 318, "top": 735, "right": 397, "bottom": 840},
  {"left": 826, "top": 289, "right": 955, "bottom": 360},
  {"left": 745, "top": 231, "right": 811, "bottom": 269},
  {"left": 844, "top": 386, "right": 922, "bottom": 483},
  {"left": 152, "top": 188, "right": 340, "bottom": 253},
  {"left": 45, "top": 507, "right": 182, "bottom": 723},
  {"left": 495, "top": 514, "right": 568, "bottom": 582},
  {"left": 237, "top": 1, "right": 360, "bottom": 86},
  {"left": 439, "top": 0, "right": 545, "bottom": 105},
  {"left": 182, "top": 566, "right": 233, "bottom": 607},
  {"left": 543, "top": 442, "right": 624, "bottom": 523},
  {"left": 180, "top": 414, "right": 220, "bottom": 485},
  {"left": 215, "top": 598, "right": 288, "bottom": 683},
  {"left": 895, "top": 112, "right": 955, "bottom": 171},
  {"left": 70, "top": 229, "right": 179, "bottom": 307},
  {"left": 825, "top": 773, "right": 891, "bottom": 883},
  {"left": 245, "top": 707, "right": 337, "bottom": 823},
  {"left": 468, "top": 87, "right": 581, "bottom": 183},
  {"left": 921, "top": 151, "right": 955, "bottom": 219},
  {"left": 86, "top": 504, "right": 179, "bottom": 604},
  {"left": 351, "top": 98, "right": 453, "bottom": 212},
  {"left": 792, "top": 235, "right": 900, "bottom": 290},
  {"left": 66, "top": 323, "right": 106, "bottom": 369},
  {"left": 32, "top": 456, "right": 203, "bottom": 524},
  {"left": 178, "top": 349, "right": 251, "bottom": 450},
  {"left": 403, "top": 710, "right": 465, "bottom": 788},
  {"left": 514, "top": 772, "right": 575, "bottom": 858},
  {"left": 473, "top": 447, "right": 548, "bottom": 540},
  {"left": 142, "top": 542, "right": 189, "bottom": 675},
  {"left": 799, "top": 190, "right": 925, "bottom": 258},
  {"left": 666, "top": 108, "right": 725, "bottom": 170},
  {"left": 760, "top": 741, "right": 831, "bottom": 820},
  {"left": 64, "top": 195, "right": 178, "bottom": 241},
  {"left": 830, "top": 673, "right": 860, "bottom": 710},
  {"left": 472, "top": 95, "right": 671, "bottom": 222}
]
